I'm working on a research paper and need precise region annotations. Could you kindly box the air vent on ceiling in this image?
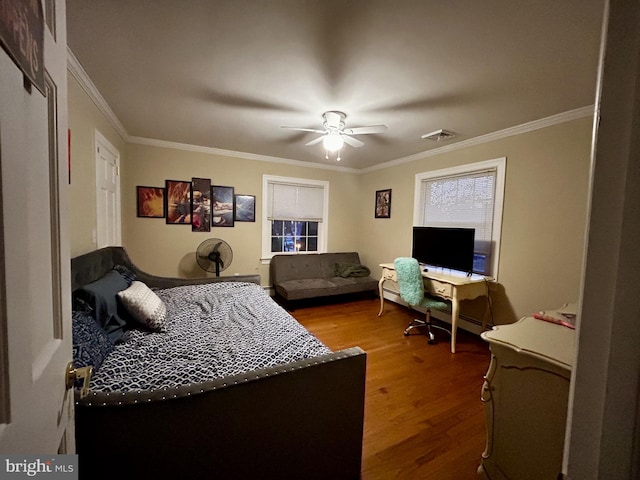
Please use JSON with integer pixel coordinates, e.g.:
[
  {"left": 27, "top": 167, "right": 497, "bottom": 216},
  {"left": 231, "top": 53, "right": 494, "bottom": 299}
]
[{"left": 421, "top": 129, "right": 456, "bottom": 141}]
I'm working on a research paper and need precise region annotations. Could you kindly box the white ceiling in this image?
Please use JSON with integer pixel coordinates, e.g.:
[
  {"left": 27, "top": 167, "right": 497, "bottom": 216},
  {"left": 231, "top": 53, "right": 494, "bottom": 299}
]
[{"left": 65, "top": 0, "right": 605, "bottom": 170}]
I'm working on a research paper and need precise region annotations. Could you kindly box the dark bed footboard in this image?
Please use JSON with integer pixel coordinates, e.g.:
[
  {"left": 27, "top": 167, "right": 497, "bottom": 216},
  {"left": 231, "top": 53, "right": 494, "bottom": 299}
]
[{"left": 75, "top": 347, "right": 367, "bottom": 480}]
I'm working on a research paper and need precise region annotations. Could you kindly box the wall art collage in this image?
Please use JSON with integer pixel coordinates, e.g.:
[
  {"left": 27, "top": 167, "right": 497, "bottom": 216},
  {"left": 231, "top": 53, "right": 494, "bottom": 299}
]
[{"left": 136, "top": 178, "right": 256, "bottom": 232}]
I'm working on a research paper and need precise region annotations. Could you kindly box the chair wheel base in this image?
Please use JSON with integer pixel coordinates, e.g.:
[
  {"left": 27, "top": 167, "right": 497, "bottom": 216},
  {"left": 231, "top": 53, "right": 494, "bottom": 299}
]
[{"left": 403, "top": 317, "right": 450, "bottom": 345}]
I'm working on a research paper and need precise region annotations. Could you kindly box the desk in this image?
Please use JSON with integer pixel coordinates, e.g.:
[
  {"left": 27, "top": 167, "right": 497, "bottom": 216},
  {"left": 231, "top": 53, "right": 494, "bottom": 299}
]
[{"left": 378, "top": 263, "right": 488, "bottom": 353}]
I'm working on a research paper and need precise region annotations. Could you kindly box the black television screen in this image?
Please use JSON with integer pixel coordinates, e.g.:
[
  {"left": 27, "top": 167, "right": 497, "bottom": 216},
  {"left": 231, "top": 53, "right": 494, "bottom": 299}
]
[{"left": 411, "top": 227, "right": 475, "bottom": 274}]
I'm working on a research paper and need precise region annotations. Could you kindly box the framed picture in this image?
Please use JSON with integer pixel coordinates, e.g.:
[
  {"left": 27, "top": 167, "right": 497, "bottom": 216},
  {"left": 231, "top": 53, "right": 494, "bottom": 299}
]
[
  {"left": 234, "top": 194, "right": 256, "bottom": 222},
  {"left": 191, "top": 177, "right": 211, "bottom": 232},
  {"left": 375, "top": 189, "right": 392, "bottom": 218},
  {"left": 165, "top": 180, "right": 192, "bottom": 224},
  {"left": 136, "top": 186, "right": 165, "bottom": 218},
  {"left": 211, "top": 185, "right": 235, "bottom": 227}
]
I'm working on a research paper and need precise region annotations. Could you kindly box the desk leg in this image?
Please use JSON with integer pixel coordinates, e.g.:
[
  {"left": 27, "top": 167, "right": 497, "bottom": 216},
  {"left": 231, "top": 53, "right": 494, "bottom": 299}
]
[
  {"left": 450, "top": 298, "right": 459, "bottom": 354},
  {"left": 378, "top": 277, "right": 386, "bottom": 316}
]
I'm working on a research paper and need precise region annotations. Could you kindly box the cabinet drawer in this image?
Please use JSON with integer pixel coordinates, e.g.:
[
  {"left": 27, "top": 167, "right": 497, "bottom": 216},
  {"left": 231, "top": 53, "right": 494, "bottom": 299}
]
[
  {"left": 426, "top": 280, "right": 452, "bottom": 298},
  {"left": 382, "top": 268, "right": 397, "bottom": 282}
]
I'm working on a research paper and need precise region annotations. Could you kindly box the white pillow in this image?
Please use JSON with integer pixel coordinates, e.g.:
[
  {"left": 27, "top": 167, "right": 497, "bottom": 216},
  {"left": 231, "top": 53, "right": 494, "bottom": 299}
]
[{"left": 117, "top": 281, "right": 167, "bottom": 332}]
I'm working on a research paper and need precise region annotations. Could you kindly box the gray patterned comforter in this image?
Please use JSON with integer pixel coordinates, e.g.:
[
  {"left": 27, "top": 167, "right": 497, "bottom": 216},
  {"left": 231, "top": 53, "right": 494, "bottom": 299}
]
[{"left": 90, "top": 282, "right": 331, "bottom": 393}]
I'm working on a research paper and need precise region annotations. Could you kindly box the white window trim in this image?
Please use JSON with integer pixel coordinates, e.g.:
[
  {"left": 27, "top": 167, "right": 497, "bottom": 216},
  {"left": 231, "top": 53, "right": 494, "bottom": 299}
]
[
  {"left": 413, "top": 157, "right": 506, "bottom": 280},
  {"left": 261, "top": 175, "right": 329, "bottom": 263}
]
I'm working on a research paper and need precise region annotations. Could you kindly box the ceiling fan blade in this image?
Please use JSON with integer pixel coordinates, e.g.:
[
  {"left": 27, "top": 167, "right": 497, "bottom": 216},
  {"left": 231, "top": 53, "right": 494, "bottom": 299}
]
[
  {"left": 343, "top": 125, "right": 387, "bottom": 135},
  {"left": 342, "top": 134, "right": 365, "bottom": 148},
  {"left": 281, "top": 126, "right": 326, "bottom": 134},
  {"left": 305, "top": 135, "right": 327, "bottom": 146}
]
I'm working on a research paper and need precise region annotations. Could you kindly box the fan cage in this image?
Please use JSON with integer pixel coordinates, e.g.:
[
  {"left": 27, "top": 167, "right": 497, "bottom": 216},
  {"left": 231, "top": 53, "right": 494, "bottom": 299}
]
[{"left": 196, "top": 239, "right": 233, "bottom": 275}]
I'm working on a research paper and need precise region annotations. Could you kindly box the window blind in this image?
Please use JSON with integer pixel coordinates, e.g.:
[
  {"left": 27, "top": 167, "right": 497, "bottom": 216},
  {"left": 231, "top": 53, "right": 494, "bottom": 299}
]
[
  {"left": 267, "top": 182, "right": 324, "bottom": 222},
  {"left": 420, "top": 169, "right": 496, "bottom": 254}
]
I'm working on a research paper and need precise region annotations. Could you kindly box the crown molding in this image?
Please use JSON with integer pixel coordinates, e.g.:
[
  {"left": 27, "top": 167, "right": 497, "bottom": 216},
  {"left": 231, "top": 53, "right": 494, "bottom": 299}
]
[
  {"left": 66, "top": 47, "right": 129, "bottom": 142},
  {"left": 362, "top": 105, "right": 595, "bottom": 173},
  {"left": 127, "top": 136, "right": 360, "bottom": 173},
  {"left": 66, "top": 48, "right": 594, "bottom": 174}
]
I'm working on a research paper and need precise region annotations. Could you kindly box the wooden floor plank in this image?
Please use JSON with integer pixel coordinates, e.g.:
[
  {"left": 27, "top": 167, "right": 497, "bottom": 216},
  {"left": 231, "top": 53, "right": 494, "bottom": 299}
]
[{"left": 291, "top": 296, "right": 491, "bottom": 480}]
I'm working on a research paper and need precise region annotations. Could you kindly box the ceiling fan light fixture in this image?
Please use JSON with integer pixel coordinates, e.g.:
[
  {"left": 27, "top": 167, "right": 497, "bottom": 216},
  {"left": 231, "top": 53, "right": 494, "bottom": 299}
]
[
  {"left": 323, "top": 133, "right": 344, "bottom": 152},
  {"left": 325, "top": 148, "right": 341, "bottom": 161}
]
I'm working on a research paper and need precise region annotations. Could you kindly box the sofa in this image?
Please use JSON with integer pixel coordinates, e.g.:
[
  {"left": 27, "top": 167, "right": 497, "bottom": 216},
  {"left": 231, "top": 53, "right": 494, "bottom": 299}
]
[{"left": 270, "top": 252, "right": 378, "bottom": 306}]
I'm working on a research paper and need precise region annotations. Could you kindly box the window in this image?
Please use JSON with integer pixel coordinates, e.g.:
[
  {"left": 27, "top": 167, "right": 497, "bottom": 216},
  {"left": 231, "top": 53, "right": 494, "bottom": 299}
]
[
  {"left": 262, "top": 175, "right": 329, "bottom": 261},
  {"left": 271, "top": 220, "right": 318, "bottom": 253},
  {"left": 413, "top": 158, "right": 506, "bottom": 278}
]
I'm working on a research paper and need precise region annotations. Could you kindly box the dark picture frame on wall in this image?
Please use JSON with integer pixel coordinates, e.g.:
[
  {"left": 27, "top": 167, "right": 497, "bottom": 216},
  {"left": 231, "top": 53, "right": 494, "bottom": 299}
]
[
  {"left": 375, "top": 188, "right": 392, "bottom": 218},
  {"left": 191, "top": 177, "right": 211, "bottom": 232},
  {"left": 165, "top": 180, "right": 192, "bottom": 224},
  {"left": 234, "top": 194, "right": 256, "bottom": 222},
  {"left": 211, "top": 185, "right": 235, "bottom": 227},
  {"left": 136, "top": 186, "right": 165, "bottom": 218}
]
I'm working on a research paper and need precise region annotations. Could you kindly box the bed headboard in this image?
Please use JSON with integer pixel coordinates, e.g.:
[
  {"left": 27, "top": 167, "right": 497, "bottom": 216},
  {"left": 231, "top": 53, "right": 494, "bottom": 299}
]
[
  {"left": 71, "top": 246, "right": 261, "bottom": 293},
  {"left": 70, "top": 247, "right": 134, "bottom": 292}
]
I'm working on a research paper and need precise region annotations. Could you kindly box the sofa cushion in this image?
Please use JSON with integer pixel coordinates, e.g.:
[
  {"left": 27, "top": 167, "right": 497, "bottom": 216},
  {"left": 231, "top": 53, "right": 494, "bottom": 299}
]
[
  {"left": 275, "top": 278, "right": 339, "bottom": 301},
  {"left": 271, "top": 254, "right": 323, "bottom": 282},
  {"left": 329, "top": 276, "right": 379, "bottom": 294}
]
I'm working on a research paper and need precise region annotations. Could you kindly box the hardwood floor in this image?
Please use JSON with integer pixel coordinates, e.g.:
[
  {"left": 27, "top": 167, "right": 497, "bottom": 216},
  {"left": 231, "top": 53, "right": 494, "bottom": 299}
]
[{"left": 291, "top": 296, "right": 492, "bottom": 480}]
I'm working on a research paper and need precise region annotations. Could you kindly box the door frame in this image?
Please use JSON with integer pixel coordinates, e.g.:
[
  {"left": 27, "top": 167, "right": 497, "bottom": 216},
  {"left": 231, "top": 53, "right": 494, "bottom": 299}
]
[{"left": 94, "top": 129, "right": 121, "bottom": 247}]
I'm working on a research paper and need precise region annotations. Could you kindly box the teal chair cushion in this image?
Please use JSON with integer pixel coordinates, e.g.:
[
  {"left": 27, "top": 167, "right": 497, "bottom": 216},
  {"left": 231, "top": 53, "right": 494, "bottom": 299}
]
[{"left": 394, "top": 257, "right": 449, "bottom": 310}]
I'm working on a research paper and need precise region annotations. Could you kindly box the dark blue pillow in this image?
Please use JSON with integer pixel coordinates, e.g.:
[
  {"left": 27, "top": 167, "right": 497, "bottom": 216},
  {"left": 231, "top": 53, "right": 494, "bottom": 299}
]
[
  {"left": 78, "top": 270, "right": 130, "bottom": 342},
  {"left": 72, "top": 310, "right": 114, "bottom": 371},
  {"left": 113, "top": 264, "right": 137, "bottom": 286}
]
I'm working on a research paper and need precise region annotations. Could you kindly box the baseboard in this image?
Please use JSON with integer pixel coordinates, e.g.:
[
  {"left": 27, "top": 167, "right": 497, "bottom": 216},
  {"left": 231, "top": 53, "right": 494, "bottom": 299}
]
[{"left": 266, "top": 285, "right": 484, "bottom": 336}]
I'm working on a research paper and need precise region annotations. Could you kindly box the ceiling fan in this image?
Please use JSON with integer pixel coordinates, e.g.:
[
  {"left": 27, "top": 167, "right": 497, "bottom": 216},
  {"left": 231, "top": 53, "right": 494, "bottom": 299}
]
[{"left": 281, "top": 111, "right": 387, "bottom": 160}]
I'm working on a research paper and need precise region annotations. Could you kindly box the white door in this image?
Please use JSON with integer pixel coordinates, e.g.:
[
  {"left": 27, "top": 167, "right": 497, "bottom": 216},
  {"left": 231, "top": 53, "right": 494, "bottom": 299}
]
[
  {"left": 0, "top": 0, "right": 74, "bottom": 453},
  {"left": 95, "top": 131, "right": 121, "bottom": 247}
]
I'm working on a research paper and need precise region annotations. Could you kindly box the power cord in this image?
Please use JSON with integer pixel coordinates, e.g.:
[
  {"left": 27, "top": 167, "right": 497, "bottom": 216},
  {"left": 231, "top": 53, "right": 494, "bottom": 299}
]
[{"left": 484, "top": 278, "right": 495, "bottom": 329}]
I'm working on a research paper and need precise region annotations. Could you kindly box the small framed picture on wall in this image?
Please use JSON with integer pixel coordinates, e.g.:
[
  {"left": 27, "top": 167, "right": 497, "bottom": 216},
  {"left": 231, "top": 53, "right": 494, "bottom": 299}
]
[
  {"left": 234, "top": 194, "right": 256, "bottom": 222},
  {"left": 375, "top": 188, "right": 392, "bottom": 218},
  {"left": 136, "top": 186, "right": 165, "bottom": 218},
  {"left": 211, "top": 185, "right": 235, "bottom": 227}
]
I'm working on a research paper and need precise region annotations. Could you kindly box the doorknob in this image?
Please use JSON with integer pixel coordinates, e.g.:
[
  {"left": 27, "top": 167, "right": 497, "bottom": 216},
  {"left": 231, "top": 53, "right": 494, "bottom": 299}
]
[{"left": 65, "top": 362, "right": 93, "bottom": 399}]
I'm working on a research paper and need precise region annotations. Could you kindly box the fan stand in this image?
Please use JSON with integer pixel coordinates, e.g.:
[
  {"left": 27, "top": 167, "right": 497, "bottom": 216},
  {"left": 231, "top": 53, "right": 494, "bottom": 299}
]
[{"left": 207, "top": 252, "right": 222, "bottom": 277}]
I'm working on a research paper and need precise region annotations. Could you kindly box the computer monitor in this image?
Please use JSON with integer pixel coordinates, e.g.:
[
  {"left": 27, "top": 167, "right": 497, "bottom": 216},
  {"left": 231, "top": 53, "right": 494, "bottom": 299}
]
[{"left": 411, "top": 226, "right": 475, "bottom": 274}]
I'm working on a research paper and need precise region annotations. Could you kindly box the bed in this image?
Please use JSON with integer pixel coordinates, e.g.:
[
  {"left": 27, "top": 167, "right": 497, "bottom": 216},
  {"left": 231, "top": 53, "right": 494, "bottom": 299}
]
[{"left": 71, "top": 247, "right": 367, "bottom": 479}]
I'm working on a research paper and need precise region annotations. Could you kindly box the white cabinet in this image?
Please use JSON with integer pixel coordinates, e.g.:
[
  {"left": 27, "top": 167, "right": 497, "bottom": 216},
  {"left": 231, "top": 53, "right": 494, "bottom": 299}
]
[{"left": 478, "top": 316, "right": 575, "bottom": 480}]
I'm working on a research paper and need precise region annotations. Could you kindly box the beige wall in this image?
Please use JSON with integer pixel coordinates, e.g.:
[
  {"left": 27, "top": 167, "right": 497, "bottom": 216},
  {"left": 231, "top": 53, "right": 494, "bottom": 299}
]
[
  {"left": 67, "top": 75, "right": 127, "bottom": 257},
  {"left": 359, "top": 117, "right": 592, "bottom": 324},
  {"left": 121, "top": 143, "right": 362, "bottom": 282},
  {"left": 67, "top": 75, "right": 592, "bottom": 325}
]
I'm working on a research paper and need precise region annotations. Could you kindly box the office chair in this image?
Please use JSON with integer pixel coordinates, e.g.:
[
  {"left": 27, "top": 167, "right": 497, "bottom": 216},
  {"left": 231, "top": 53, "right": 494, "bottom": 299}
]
[{"left": 394, "top": 257, "right": 451, "bottom": 344}]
